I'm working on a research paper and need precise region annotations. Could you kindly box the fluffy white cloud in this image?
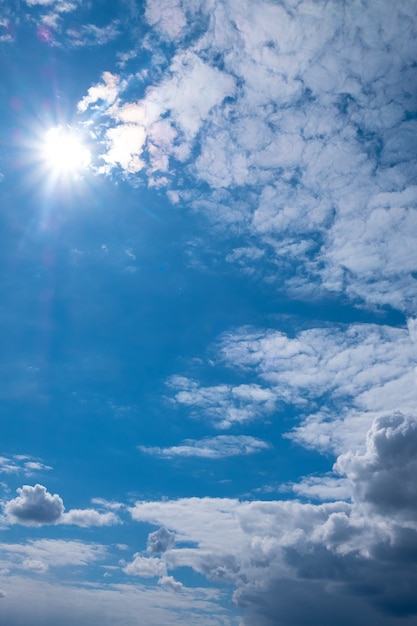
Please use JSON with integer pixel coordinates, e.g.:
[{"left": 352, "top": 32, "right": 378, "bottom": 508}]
[
  {"left": 4, "top": 485, "right": 120, "bottom": 527},
  {"left": 158, "top": 575, "right": 184, "bottom": 591},
  {"left": 123, "top": 555, "right": 167, "bottom": 577},
  {"left": 4, "top": 485, "right": 64, "bottom": 525},
  {"left": 61, "top": 508, "right": 119, "bottom": 527}
]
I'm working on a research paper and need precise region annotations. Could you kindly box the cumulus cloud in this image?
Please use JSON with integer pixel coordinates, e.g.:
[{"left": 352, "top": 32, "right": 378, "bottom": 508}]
[
  {"left": 4, "top": 485, "right": 119, "bottom": 527},
  {"left": 158, "top": 575, "right": 184, "bottom": 591},
  {"left": 123, "top": 555, "right": 167, "bottom": 577},
  {"left": 336, "top": 412, "right": 417, "bottom": 519},
  {"left": 139, "top": 435, "right": 270, "bottom": 459},
  {"left": 147, "top": 527, "right": 176, "bottom": 554},
  {"left": 4, "top": 485, "right": 64, "bottom": 525}
]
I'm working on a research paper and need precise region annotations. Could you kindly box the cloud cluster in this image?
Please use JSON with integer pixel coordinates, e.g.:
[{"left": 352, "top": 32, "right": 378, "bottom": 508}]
[
  {"left": 167, "top": 376, "right": 277, "bottom": 428},
  {"left": 215, "top": 321, "right": 417, "bottom": 454},
  {"left": 148, "top": 318, "right": 417, "bottom": 623},
  {"left": 165, "top": 321, "right": 417, "bottom": 460},
  {"left": 78, "top": 0, "right": 417, "bottom": 312},
  {"left": 4, "top": 485, "right": 119, "bottom": 527},
  {"left": 0, "top": 455, "right": 52, "bottom": 476},
  {"left": 130, "top": 410, "right": 417, "bottom": 624}
]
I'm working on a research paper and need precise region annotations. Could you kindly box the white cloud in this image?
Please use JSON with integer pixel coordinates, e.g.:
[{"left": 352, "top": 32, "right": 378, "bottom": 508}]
[
  {"left": 25, "top": 0, "right": 58, "bottom": 5},
  {"left": 168, "top": 376, "right": 277, "bottom": 428},
  {"left": 0, "top": 575, "right": 227, "bottom": 626},
  {"left": 61, "top": 508, "right": 120, "bottom": 527},
  {"left": 145, "top": 0, "right": 187, "bottom": 39},
  {"left": 67, "top": 21, "right": 120, "bottom": 47},
  {"left": 284, "top": 475, "right": 351, "bottom": 502},
  {"left": 0, "top": 539, "right": 106, "bottom": 571},
  {"left": 78, "top": 0, "right": 417, "bottom": 312},
  {"left": 124, "top": 555, "right": 167, "bottom": 577},
  {"left": 102, "top": 124, "right": 146, "bottom": 173},
  {"left": 218, "top": 322, "right": 417, "bottom": 454},
  {"left": 4, "top": 485, "right": 64, "bottom": 525},
  {"left": 140, "top": 435, "right": 270, "bottom": 458},
  {"left": 77, "top": 72, "right": 123, "bottom": 113},
  {"left": 4, "top": 485, "right": 120, "bottom": 527},
  {"left": 0, "top": 455, "right": 52, "bottom": 476},
  {"left": 158, "top": 575, "right": 184, "bottom": 591},
  {"left": 21, "top": 559, "right": 48, "bottom": 573}
]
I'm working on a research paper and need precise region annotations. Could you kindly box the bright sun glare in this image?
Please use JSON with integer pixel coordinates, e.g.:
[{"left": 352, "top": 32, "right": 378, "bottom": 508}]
[{"left": 42, "top": 126, "right": 91, "bottom": 176}]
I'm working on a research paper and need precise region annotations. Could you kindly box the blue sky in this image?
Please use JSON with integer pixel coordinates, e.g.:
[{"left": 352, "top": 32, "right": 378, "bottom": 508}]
[{"left": 0, "top": 0, "right": 417, "bottom": 624}]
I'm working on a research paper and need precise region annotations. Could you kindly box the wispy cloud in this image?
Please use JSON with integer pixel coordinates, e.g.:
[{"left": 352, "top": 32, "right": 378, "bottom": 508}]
[
  {"left": 139, "top": 435, "right": 270, "bottom": 459},
  {"left": 67, "top": 21, "right": 120, "bottom": 47},
  {"left": 0, "top": 538, "right": 106, "bottom": 572},
  {"left": 0, "top": 455, "right": 52, "bottom": 476}
]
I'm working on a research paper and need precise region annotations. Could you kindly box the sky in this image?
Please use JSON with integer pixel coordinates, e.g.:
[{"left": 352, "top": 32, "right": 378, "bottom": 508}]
[{"left": 0, "top": 0, "right": 417, "bottom": 624}]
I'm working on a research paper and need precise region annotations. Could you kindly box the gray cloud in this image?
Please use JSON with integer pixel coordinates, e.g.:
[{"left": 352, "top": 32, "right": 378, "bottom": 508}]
[
  {"left": 336, "top": 412, "right": 417, "bottom": 519},
  {"left": 147, "top": 527, "right": 176, "bottom": 554},
  {"left": 129, "top": 408, "right": 417, "bottom": 624}
]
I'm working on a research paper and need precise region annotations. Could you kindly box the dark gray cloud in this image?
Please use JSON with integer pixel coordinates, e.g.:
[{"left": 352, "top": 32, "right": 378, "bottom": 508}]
[{"left": 237, "top": 576, "right": 417, "bottom": 626}]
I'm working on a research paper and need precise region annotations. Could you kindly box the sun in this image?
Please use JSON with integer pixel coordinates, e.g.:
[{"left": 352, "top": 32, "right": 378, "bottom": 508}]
[{"left": 41, "top": 126, "right": 91, "bottom": 177}]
